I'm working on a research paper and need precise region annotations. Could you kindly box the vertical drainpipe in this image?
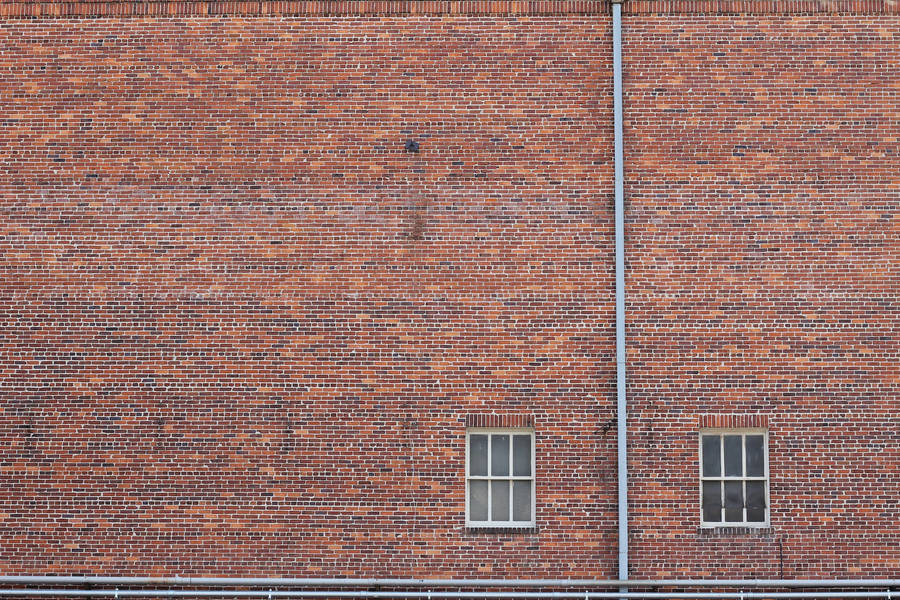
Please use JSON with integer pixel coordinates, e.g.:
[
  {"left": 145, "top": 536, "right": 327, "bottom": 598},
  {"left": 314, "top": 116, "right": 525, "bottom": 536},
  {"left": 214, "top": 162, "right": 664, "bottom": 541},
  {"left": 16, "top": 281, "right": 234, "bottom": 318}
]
[{"left": 611, "top": 0, "right": 628, "bottom": 587}]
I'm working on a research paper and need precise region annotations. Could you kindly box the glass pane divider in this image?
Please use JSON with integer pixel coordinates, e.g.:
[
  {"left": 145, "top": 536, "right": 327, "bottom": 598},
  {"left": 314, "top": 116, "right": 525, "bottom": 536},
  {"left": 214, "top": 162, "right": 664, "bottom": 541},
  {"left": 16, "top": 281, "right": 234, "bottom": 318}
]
[
  {"left": 720, "top": 480, "right": 725, "bottom": 522},
  {"left": 486, "top": 436, "right": 492, "bottom": 520},
  {"left": 719, "top": 436, "right": 724, "bottom": 491},
  {"left": 743, "top": 479, "right": 747, "bottom": 522}
]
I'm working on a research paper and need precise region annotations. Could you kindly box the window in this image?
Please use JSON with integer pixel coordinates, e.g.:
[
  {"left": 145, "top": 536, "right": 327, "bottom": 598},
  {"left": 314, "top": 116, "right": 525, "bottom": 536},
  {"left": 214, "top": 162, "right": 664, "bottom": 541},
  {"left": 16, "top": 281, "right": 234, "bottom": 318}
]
[
  {"left": 466, "top": 428, "right": 535, "bottom": 528},
  {"left": 700, "top": 430, "right": 769, "bottom": 527}
]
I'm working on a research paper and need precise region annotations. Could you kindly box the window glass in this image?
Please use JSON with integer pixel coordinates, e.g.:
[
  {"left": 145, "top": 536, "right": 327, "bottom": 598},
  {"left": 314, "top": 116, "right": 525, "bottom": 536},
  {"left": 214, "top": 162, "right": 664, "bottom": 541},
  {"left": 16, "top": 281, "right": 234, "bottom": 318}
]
[
  {"left": 702, "top": 481, "right": 721, "bottom": 522},
  {"left": 513, "top": 435, "right": 531, "bottom": 476},
  {"left": 746, "top": 480, "right": 766, "bottom": 522},
  {"left": 724, "top": 435, "right": 743, "bottom": 476},
  {"left": 491, "top": 435, "right": 510, "bottom": 476},
  {"left": 745, "top": 435, "right": 765, "bottom": 477},
  {"left": 491, "top": 481, "right": 510, "bottom": 521},
  {"left": 469, "top": 434, "right": 488, "bottom": 477},
  {"left": 513, "top": 480, "right": 532, "bottom": 521},
  {"left": 724, "top": 480, "right": 744, "bottom": 522},
  {"left": 702, "top": 435, "right": 720, "bottom": 477},
  {"left": 469, "top": 480, "right": 488, "bottom": 521}
]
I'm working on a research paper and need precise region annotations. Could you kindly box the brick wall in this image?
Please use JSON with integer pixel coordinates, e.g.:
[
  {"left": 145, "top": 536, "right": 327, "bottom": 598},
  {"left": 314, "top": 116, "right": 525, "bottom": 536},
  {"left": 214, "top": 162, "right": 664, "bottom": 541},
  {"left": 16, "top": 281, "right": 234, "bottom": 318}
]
[
  {"left": 0, "top": 11, "right": 619, "bottom": 576},
  {"left": 626, "top": 14, "right": 899, "bottom": 577},
  {"left": 1, "top": 0, "right": 897, "bottom": 579}
]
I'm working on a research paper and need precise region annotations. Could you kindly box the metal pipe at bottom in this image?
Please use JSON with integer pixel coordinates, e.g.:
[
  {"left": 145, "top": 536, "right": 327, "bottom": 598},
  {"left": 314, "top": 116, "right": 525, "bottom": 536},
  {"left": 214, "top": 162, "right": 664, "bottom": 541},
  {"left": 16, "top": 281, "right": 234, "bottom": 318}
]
[
  {"left": 0, "top": 579, "right": 897, "bottom": 588},
  {"left": 0, "top": 592, "right": 894, "bottom": 599}
]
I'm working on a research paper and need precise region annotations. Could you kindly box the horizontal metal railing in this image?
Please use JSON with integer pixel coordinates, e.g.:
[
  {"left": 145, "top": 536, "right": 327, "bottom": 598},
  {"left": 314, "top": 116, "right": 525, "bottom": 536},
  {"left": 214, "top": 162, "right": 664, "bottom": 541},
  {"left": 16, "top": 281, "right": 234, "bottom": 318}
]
[{"left": 0, "top": 577, "right": 897, "bottom": 598}]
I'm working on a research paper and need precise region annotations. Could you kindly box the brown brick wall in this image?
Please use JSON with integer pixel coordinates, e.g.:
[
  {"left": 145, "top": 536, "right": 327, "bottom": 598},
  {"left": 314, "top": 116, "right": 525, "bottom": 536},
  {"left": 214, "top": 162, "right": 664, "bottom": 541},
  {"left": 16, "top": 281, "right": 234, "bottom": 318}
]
[
  {"left": 1, "top": 0, "right": 897, "bottom": 579},
  {"left": 3, "top": 0, "right": 900, "bottom": 18},
  {"left": 0, "top": 14, "right": 618, "bottom": 576},
  {"left": 626, "top": 15, "right": 899, "bottom": 577}
]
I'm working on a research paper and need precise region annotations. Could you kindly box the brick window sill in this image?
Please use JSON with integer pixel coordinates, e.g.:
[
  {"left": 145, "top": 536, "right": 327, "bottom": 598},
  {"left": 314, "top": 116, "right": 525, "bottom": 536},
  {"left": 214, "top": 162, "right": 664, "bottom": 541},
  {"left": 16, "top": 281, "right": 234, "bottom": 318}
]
[
  {"left": 466, "top": 526, "right": 538, "bottom": 535},
  {"left": 698, "top": 526, "right": 775, "bottom": 536}
]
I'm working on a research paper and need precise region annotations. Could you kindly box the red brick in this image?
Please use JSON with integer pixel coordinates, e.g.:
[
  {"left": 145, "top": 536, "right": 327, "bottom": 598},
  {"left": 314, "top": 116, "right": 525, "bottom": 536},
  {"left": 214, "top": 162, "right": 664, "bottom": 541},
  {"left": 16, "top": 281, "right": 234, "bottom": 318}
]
[{"left": 0, "top": 0, "right": 896, "bottom": 580}]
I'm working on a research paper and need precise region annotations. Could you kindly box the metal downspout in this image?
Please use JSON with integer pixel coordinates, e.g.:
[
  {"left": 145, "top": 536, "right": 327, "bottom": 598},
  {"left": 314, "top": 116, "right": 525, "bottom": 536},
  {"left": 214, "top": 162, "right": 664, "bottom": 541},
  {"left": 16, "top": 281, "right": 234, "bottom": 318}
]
[{"left": 612, "top": 0, "right": 628, "bottom": 586}]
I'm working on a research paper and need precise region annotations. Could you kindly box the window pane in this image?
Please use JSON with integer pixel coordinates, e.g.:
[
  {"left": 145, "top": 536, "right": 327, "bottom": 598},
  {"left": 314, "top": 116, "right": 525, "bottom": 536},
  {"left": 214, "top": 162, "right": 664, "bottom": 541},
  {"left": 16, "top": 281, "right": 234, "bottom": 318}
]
[
  {"left": 469, "top": 435, "right": 488, "bottom": 476},
  {"left": 469, "top": 480, "right": 488, "bottom": 521},
  {"left": 745, "top": 435, "right": 765, "bottom": 477},
  {"left": 513, "top": 480, "right": 532, "bottom": 521},
  {"left": 491, "top": 435, "right": 510, "bottom": 476},
  {"left": 724, "top": 480, "right": 744, "bottom": 522},
  {"left": 724, "top": 435, "right": 743, "bottom": 476},
  {"left": 513, "top": 435, "right": 531, "bottom": 476},
  {"left": 746, "top": 480, "right": 766, "bottom": 522},
  {"left": 491, "top": 480, "right": 510, "bottom": 521},
  {"left": 702, "top": 435, "right": 721, "bottom": 477},
  {"left": 702, "top": 481, "right": 721, "bottom": 522}
]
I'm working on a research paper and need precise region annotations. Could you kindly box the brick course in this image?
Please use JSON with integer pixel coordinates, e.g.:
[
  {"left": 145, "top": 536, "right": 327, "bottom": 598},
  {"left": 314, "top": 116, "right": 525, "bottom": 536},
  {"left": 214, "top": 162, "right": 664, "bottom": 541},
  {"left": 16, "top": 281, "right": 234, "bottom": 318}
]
[{"left": 1, "top": 0, "right": 897, "bottom": 580}]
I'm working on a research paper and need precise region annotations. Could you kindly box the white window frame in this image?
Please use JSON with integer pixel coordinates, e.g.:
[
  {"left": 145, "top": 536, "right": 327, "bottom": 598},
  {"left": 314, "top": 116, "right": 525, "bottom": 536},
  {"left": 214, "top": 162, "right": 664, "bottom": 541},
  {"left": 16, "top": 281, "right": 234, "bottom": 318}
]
[
  {"left": 699, "top": 428, "right": 770, "bottom": 528},
  {"left": 465, "top": 428, "right": 535, "bottom": 528}
]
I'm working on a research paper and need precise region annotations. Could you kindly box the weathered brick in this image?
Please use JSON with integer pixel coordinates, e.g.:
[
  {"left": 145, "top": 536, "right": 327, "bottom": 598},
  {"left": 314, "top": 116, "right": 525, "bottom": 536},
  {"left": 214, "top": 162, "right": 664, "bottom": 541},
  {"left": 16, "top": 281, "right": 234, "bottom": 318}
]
[{"left": 0, "top": 0, "right": 896, "bottom": 580}]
